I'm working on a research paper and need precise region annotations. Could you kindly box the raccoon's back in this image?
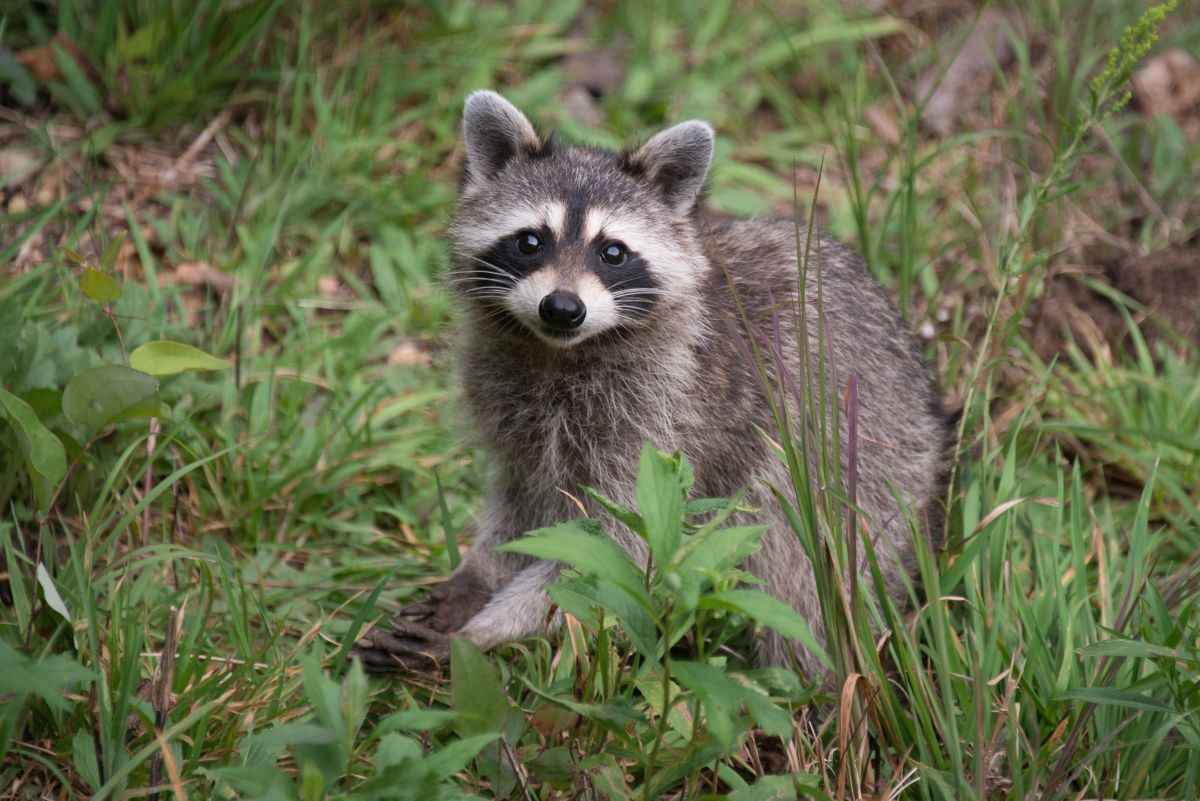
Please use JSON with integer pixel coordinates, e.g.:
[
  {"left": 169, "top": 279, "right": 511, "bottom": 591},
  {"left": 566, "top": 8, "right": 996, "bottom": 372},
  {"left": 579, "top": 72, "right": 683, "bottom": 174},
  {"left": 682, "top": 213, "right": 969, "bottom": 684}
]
[{"left": 698, "top": 217, "right": 950, "bottom": 536}]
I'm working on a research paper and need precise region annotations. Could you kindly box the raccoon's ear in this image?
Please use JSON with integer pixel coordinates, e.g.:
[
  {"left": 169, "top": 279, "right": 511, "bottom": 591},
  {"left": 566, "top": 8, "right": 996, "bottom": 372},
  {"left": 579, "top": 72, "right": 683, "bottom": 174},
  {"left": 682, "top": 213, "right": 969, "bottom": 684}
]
[
  {"left": 461, "top": 90, "right": 543, "bottom": 187},
  {"left": 626, "top": 121, "right": 715, "bottom": 214}
]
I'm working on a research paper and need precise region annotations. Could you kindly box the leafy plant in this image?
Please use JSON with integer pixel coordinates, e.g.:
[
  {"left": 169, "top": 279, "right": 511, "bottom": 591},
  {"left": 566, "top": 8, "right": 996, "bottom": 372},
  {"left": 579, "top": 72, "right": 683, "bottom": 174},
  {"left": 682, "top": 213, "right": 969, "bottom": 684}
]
[{"left": 497, "top": 444, "right": 825, "bottom": 798}]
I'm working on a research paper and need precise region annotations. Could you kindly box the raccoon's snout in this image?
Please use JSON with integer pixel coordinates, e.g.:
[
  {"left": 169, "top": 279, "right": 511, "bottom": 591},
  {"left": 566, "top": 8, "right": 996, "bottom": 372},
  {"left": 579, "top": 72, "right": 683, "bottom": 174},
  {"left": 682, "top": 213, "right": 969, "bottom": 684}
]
[{"left": 538, "top": 291, "right": 586, "bottom": 331}]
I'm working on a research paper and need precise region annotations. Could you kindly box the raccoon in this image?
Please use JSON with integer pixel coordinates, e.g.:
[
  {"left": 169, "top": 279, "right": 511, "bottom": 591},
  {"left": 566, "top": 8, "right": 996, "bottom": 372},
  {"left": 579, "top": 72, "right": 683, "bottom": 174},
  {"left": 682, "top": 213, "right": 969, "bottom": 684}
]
[{"left": 354, "top": 90, "right": 952, "bottom": 680}]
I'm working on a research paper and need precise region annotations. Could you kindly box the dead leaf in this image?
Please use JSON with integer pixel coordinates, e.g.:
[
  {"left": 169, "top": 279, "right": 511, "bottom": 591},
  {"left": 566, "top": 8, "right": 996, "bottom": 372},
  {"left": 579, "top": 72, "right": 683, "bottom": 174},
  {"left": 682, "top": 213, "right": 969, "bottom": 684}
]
[
  {"left": 16, "top": 44, "right": 60, "bottom": 83},
  {"left": 0, "top": 147, "right": 42, "bottom": 189},
  {"left": 388, "top": 340, "right": 433, "bottom": 368},
  {"left": 170, "top": 261, "right": 235, "bottom": 294},
  {"left": 17, "top": 31, "right": 100, "bottom": 84},
  {"left": 864, "top": 104, "right": 902, "bottom": 145},
  {"left": 1133, "top": 49, "right": 1200, "bottom": 139},
  {"left": 317, "top": 276, "right": 342, "bottom": 299}
]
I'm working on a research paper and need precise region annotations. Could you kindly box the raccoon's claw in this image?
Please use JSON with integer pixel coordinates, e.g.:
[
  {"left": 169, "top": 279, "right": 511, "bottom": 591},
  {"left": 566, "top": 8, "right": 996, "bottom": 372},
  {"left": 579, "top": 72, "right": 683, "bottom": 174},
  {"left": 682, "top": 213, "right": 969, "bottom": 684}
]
[
  {"left": 352, "top": 619, "right": 453, "bottom": 674},
  {"left": 398, "top": 601, "right": 436, "bottom": 619}
]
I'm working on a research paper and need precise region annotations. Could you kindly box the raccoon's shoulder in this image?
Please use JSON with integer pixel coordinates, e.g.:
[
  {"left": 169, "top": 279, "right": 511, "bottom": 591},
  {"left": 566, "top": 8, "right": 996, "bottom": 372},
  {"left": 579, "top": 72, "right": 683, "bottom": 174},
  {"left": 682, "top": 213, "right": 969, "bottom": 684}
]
[{"left": 702, "top": 215, "right": 883, "bottom": 306}]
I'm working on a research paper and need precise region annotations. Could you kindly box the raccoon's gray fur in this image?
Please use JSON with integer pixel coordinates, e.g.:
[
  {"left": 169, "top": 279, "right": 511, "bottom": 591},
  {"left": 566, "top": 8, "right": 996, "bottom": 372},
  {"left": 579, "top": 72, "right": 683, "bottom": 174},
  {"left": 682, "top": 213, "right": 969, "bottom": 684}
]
[{"left": 355, "top": 90, "right": 952, "bottom": 680}]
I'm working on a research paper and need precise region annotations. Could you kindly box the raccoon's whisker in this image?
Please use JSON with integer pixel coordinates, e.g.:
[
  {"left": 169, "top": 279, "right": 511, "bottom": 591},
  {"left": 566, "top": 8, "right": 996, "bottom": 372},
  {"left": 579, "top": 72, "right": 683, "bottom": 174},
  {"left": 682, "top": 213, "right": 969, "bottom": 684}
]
[
  {"left": 446, "top": 270, "right": 517, "bottom": 286},
  {"left": 468, "top": 255, "right": 518, "bottom": 274},
  {"left": 610, "top": 288, "right": 667, "bottom": 300},
  {"left": 605, "top": 275, "right": 656, "bottom": 291}
]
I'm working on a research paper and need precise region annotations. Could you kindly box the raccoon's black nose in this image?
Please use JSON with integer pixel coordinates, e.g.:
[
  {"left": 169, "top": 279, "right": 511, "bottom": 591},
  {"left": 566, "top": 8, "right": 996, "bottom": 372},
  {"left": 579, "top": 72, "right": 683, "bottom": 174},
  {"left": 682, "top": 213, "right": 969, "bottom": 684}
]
[{"left": 538, "top": 291, "right": 586, "bottom": 331}]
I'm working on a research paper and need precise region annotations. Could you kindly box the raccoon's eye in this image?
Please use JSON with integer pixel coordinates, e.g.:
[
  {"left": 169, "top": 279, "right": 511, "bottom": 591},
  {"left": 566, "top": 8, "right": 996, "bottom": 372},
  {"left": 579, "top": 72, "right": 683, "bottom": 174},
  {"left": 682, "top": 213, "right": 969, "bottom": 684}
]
[
  {"left": 599, "top": 241, "right": 627, "bottom": 266},
  {"left": 515, "top": 231, "right": 543, "bottom": 255}
]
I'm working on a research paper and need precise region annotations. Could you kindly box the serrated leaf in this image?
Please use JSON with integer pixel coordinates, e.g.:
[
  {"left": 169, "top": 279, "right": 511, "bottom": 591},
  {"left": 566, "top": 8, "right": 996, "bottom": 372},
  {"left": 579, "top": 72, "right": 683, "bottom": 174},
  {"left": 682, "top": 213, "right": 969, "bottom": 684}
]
[
  {"left": 499, "top": 521, "right": 649, "bottom": 606},
  {"left": 671, "top": 661, "right": 743, "bottom": 749},
  {"left": 672, "top": 661, "right": 792, "bottom": 751},
  {"left": 701, "top": 590, "right": 830, "bottom": 669},
  {"left": 581, "top": 486, "right": 644, "bottom": 534},
  {"left": 62, "top": 365, "right": 160, "bottom": 431},
  {"left": 0, "top": 639, "right": 95, "bottom": 713},
  {"left": 130, "top": 341, "right": 231, "bottom": 376},
  {"left": 676, "top": 525, "right": 767, "bottom": 576},
  {"left": 0, "top": 387, "right": 66, "bottom": 513},
  {"left": 80, "top": 268, "right": 123, "bottom": 302},
  {"left": 549, "top": 575, "right": 659, "bottom": 658}
]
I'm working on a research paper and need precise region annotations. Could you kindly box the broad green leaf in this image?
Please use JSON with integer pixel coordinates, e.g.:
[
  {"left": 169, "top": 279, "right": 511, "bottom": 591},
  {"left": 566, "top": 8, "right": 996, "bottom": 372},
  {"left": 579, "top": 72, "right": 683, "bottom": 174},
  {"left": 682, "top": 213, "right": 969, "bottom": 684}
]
[
  {"left": 733, "top": 673, "right": 793, "bottom": 737},
  {"left": 520, "top": 681, "right": 644, "bottom": 729},
  {"left": 338, "top": 657, "right": 369, "bottom": 747},
  {"left": 728, "top": 774, "right": 800, "bottom": 801},
  {"left": 635, "top": 443, "right": 683, "bottom": 565},
  {"left": 36, "top": 563, "right": 72, "bottom": 625},
  {"left": 451, "top": 638, "right": 516, "bottom": 738},
  {"left": 581, "top": 485, "right": 644, "bottom": 535},
  {"left": 635, "top": 669, "right": 692, "bottom": 738},
  {"left": 72, "top": 730, "right": 101, "bottom": 790},
  {"left": 245, "top": 723, "right": 335, "bottom": 750},
  {"left": 675, "top": 525, "right": 767, "bottom": 575},
  {"left": 374, "top": 733, "right": 423, "bottom": 770},
  {"left": 62, "top": 365, "right": 160, "bottom": 430},
  {"left": 418, "top": 732, "right": 501, "bottom": 782},
  {"left": 130, "top": 341, "right": 231, "bottom": 376},
  {"left": 80, "top": 268, "right": 123, "bottom": 302},
  {"left": 549, "top": 574, "right": 659, "bottom": 658},
  {"left": 701, "top": 590, "right": 831, "bottom": 669},
  {"left": 0, "top": 640, "right": 95, "bottom": 713},
  {"left": 0, "top": 387, "right": 67, "bottom": 513},
  {"left": 202, "top": 766, "right": 298, "bottom": 801},
  {"left": 293, "top": 651, "right": 349, "bottom": 785},
  {"left": 672, "top": 661, "right": 792, "bottom": 751},
  {"left": 670, "top": 660, "right": 743, "bottom": 749},
  {"left": 375, "top": 709, "right": 458, "bottom": 735},
  {"left": 499, "top": 521, "right": 647, "bottom": 603},
  {"left": 299, "top": 762, "right": 324, "bottom": 801},
  {"left": 683, "top": 497, "right": 738, "bottom": 516}
]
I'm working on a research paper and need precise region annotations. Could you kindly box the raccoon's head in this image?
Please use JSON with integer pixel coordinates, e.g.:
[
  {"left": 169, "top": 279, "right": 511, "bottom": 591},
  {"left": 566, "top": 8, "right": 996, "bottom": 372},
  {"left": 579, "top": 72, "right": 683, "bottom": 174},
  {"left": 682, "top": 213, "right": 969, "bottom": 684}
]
[{"left": 448, "top": 90, "right": 714, "bottom": 348}]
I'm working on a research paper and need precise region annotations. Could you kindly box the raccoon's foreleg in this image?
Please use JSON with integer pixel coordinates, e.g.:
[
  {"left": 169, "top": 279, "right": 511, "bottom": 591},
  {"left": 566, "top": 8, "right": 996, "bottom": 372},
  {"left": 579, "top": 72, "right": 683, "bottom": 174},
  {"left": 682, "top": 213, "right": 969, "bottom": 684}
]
[
  {"left": 453, "top": 560, "right": 561, "bottom": 649},
  {"left": 353, "top": 498, "right": 545, "bottom": 672},
  {"left": 354, "top": 559, "right": 560, "bottom": 672}
]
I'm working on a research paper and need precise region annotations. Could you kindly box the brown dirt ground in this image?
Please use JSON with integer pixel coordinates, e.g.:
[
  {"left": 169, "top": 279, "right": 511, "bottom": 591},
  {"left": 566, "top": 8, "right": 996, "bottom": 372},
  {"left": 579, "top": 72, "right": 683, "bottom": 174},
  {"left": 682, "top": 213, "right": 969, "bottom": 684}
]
[{"left": 1028, "top": 237, "right": 1200, "bottom": 363}]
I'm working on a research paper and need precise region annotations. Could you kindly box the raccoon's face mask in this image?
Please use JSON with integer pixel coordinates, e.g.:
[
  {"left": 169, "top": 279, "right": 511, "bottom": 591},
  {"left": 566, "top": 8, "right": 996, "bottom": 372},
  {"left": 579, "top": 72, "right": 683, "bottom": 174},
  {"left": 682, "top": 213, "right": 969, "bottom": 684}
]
[{"left": 448, "top": 90, "right": 714, "bottom": 348}]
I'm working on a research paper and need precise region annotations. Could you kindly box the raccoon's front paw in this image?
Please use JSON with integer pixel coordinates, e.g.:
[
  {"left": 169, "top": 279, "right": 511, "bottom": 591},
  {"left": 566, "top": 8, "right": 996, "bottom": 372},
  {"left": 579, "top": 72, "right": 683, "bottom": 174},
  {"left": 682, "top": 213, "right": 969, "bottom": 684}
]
[
  {"left": 353, "top": 619, "right": 453, "bottom": 674},
  {"left": 399, "top": 573, "right": 490, "bottom": 634}
]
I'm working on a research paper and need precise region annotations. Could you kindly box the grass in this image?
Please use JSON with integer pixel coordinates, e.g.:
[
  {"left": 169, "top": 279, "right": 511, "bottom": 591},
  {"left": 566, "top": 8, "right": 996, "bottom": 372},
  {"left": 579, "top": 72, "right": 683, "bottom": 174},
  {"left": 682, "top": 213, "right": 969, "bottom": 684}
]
[{"left": 2, "top": 0, "right": 1199, "bottom": 798}]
